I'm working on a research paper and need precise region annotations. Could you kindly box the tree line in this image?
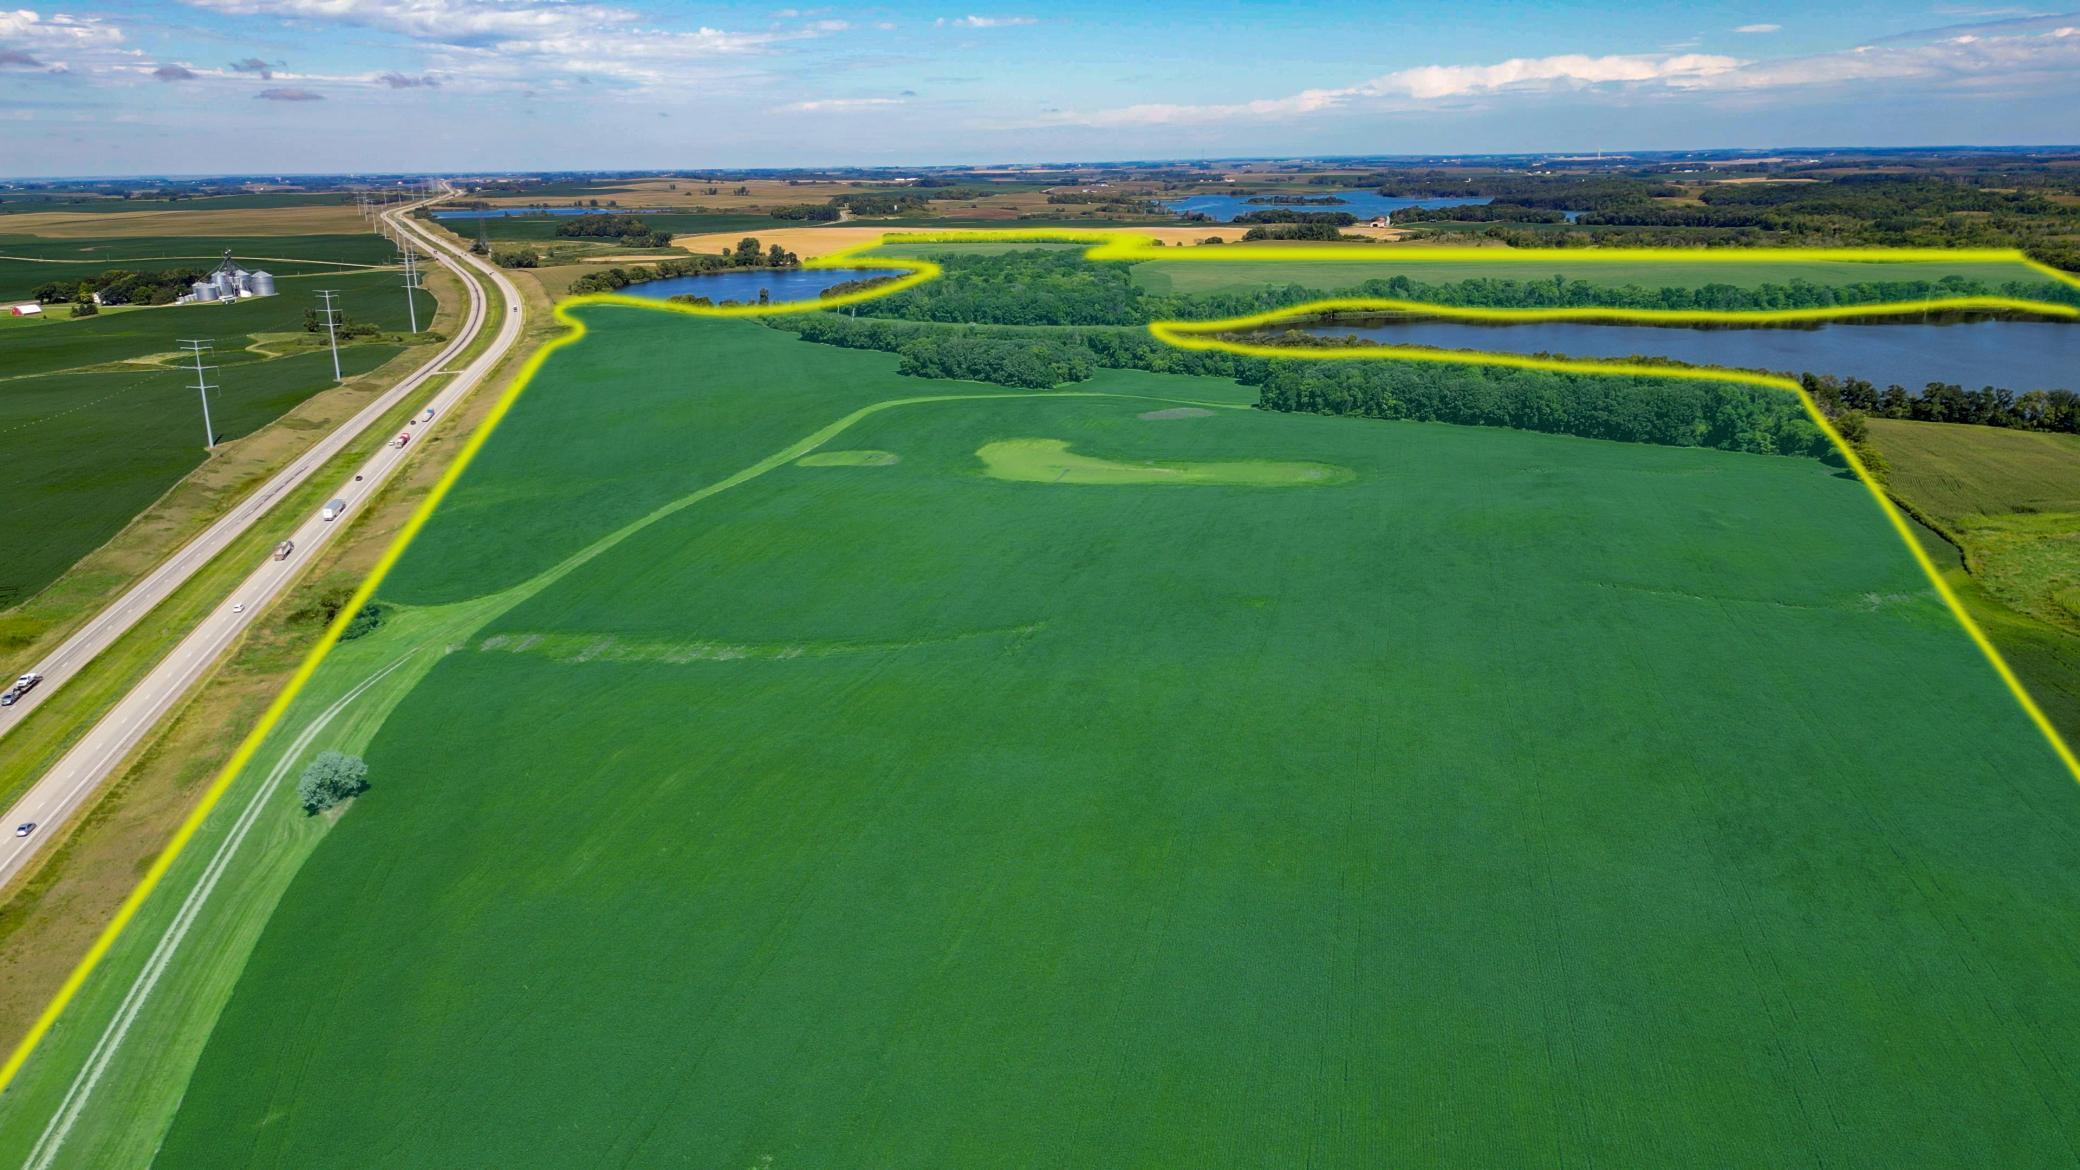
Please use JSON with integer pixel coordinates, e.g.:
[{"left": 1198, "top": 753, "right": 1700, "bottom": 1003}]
[
  {"left": 1802, "top": 372, "right": 2079, "bottom": 434},
  {"left": 553, "top": 214, "right": 672, "bottom": 248},
  {"left": 844, "top": 249, "right": 2080, "bottom": 330},
  {"left": 32, "top": 267, "right": 205, "bottom": 306},
  {"left": 770, "top": 310, "right": 1833, "bottom": 459}
]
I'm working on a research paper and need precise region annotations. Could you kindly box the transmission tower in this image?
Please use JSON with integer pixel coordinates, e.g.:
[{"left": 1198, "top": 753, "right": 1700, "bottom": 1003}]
[
  {"left": 315, "top": 289, "right": 344, "bottom": 382},
  {"left": 400, "top": 244, "right": 421, "bottom": 333},
  {"left": 177, "top": 340, "right": 218, "bottom": 449}
]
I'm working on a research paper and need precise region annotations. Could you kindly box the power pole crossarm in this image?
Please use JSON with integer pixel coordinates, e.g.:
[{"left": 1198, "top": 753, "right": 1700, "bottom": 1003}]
[
  {"left": 177, "top": 339, "right": 218, "bottom": 450},
  {"left": 316, "top": 290, "right": 343, "bottom": 383}
]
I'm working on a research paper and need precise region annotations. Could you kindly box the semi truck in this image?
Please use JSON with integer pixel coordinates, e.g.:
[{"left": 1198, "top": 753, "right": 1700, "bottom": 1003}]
[{"left": 390, "top": 431, "right": 412, "bottom": 450}]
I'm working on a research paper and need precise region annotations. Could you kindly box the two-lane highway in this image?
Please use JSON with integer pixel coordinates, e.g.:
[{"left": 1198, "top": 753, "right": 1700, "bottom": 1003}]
[{"left": 0, "top": 185, "right": 528, "bottom": 889}]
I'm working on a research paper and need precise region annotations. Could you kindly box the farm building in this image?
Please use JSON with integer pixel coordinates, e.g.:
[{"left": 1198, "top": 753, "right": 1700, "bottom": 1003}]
[
  {"left": 10, "top": 303, "right": 42, "bottom": 317},
  {"left": 178, "top": 250, "right": 277, "bottom": 304},
  {"left": 1368, "top": 215, "right": 1391, "bottom": 228}
]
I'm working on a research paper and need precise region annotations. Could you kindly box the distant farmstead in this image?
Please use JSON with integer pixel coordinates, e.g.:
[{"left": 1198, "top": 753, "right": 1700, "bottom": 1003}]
[
  {"left": 179, "top": 250, "right": 278, "bottom": 304},
  {"left": 10, "top": 303, "right": 42, "bottom": 316},
  {"left": 1368, "top": 215, "right": 1391, "bottom": 228}
]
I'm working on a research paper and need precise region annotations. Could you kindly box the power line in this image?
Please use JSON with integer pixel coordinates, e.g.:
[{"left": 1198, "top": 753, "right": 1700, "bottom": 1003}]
[
  {"left": 399, "top": 243, "right": 421, "bottom": 333},
  {"left": 176, "top": 340, "right": 218, "bottom": 450},
  {"left": 315, "top": 289, "right": 343, "bottom": 383}
]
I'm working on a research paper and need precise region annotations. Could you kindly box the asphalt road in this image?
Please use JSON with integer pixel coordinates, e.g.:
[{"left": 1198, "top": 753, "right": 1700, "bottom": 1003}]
[{"left": 0, "top": 187, "right": 526, "bottom": 890}]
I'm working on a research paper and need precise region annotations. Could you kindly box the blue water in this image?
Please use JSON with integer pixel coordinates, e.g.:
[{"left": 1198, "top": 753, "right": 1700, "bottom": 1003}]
[
  {"left": 616, "top": 267, "right": 877, "bottom": 304},
  {"left": 1163, "top": 190, "right": 1496, "bottom": 222},
  {"left": 1300, "top": 318, "right": 2079, "bottom": 392},
  {"left": 432, "top": 207, "right": 664, "bottom": 219}
]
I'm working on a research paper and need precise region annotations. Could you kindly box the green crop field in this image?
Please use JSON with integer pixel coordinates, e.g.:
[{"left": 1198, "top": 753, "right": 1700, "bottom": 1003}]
[
  {"left": 0, "top": 269, "right": 437, "bottom": 605},
  {"left": 1129, "top": 255, "right": 2063, "bottom": 298},
  {"left": 27, "top": 308, "right": 2074, "bottom": 1169}
]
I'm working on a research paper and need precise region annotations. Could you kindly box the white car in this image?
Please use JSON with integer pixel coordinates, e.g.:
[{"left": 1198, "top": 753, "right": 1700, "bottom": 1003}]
[
  {"left": 231, "top": 602, "right": 246, "bottom": 614},
  {"left": 14, "top": 823, "right": 34, "bottom": 838}
]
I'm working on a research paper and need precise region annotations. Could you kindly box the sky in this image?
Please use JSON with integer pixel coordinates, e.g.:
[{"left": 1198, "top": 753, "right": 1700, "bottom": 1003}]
[{"left": 2, "top": 0, "right": 2078, "bottom": 176}]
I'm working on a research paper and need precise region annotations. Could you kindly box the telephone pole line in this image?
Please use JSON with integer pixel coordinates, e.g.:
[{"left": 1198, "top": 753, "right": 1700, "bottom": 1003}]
[
  {"left": 177, "top": 340, "right": 218, "bottom": 449},
  {"left": 315, "top": 289, "right": 344, "bottom": 382}
]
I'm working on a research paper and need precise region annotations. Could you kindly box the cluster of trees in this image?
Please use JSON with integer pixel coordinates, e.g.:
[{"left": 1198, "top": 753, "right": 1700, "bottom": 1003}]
[
  {"left": 1231, "top": 210, "right": 1359, "bottom": 226},
  {"left": 892, "top": 333, "right": 1096, "bottom": 387},
  {"left": 1297, "top": 272, "right": 2080, "bottom": 313},
  {"left": 553, "top": 214, "right": 672, "bottom": 248},
  {"left": 1389, "top": 204, "right": 1572, "bottom": 224},
  {"left": 1239, "top": 222, "right": 1355, "bottom": 242},
  {"left": 779, "top": 313, "right": 1259, "bottom": 384},
  {"left": 297, "top": 751, "right": 369, "bottom": 815},
  {"left": 772, "top": 203, "right": 843, "bottom": 221},
  {"left": 301, "top": 308, "right": 382, "bottom": 339},
  {"left": 1802, "top": 372, "right": 2080, "bottom": 434},
  {"left": 1253, "top": 360, "right": 1831, "bottom": 457},
  {"left": 855, "top": 249, "right": 1144, "bottom": 325},
  {"left": 32, "top": 267, "right": 205, "bottom": 306},
  {"left": 492, "top": 247, "right": 540, "bottom": 268}
]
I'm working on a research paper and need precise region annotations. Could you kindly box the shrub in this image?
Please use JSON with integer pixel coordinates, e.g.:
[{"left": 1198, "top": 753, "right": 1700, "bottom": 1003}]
[{"left": 297, "top": 751, "right": 369, "bottom": 814}]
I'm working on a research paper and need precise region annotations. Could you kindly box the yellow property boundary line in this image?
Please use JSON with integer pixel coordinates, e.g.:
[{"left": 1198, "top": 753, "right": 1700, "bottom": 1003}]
[{"left": 5, "top": 232, "right": 2079, "bottom": 1102}]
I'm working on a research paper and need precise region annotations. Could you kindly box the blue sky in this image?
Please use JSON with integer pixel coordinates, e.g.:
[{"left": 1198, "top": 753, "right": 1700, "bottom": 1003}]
[{"left": 3, "top": 1, "right": 2078, "bottom": 176}]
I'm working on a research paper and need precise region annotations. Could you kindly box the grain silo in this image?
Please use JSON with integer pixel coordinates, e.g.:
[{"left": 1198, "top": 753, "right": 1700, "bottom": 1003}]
[
  {"left": 247, "top": 270, "right": 276, "bottom": 297},
  {"left": 191, "top": 279, "right": 220, "bottom": 303}
]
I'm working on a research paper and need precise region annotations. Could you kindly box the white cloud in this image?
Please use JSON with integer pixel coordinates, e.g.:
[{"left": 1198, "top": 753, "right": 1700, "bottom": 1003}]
[
  {"left": 1059, "top": 51, "right": 1744, "bottom": 127},
  {"left": 0, "top": 8, "right": 122, "bottom": 48},
  {"left": 1734, "top": 23, "right": 1782, "bottom": 33},
  {"left": 180, "top": 0, "right": 813, "bottom": 87},
  {"left": 1690, "top": 16, "right": 2080, "bottom": 90},
  {"left": 1052, "top": 14, "right": 2080, "bottom": 128},
  {"left": 778, "top": 95, "right": 903, "bottom": 111},
  {"left": 935, "top": 14, "right": 1036, "bottom": 28}
]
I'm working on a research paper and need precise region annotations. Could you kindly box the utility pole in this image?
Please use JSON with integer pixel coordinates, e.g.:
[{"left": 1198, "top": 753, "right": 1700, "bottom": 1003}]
[
  {"left": 315, "top": 289, "right": 344, "bottom": 382},
  {"left": 400, "top": 244, "right": 421, "bottom": 333},
  {"left": 178, "top": 340, "right": 218, "bottom": 449}
]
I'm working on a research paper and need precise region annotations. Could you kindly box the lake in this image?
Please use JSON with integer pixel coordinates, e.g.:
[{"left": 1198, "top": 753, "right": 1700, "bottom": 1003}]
[
  {"left": 1298, "top": 318, "right": 2079, "bottom": 392},
  {"left": 1162, "top": 190, "right": 1498, "bottom": 222},
  {"left": 615, "top": 267, "right": 878, "bottom": 304},
  {"left": 433, "top": 207, "right": 664, "bottom": 219}
]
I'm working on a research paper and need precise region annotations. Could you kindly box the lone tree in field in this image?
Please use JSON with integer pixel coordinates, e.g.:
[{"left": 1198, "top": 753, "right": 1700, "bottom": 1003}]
[{"left": 297, "top": 751, "right": 369, "bottom": 815}]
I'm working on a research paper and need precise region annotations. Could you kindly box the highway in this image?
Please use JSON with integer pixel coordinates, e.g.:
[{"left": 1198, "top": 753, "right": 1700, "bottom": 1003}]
[{"left": 0, "top": 184, "right": 526, "bottom": 890}]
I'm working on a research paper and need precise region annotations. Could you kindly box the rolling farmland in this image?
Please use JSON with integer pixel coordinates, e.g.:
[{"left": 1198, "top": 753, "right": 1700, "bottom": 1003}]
[
  {"left": 48, "top": 309, "right": 2078, "bottom": 1168},
  {"left": 0, "top": 268, "right": 437, "bottom": 605}
]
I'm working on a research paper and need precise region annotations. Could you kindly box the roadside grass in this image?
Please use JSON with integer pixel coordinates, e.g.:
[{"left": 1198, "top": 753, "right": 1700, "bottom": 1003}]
[
  {"left": 0, "top": 266, "right": 533, "bottom": 1166},
  {"left": 0, "top": 269, "right": 439, "bottom": 606},
  {"left": 61, "top": 315, "right": 2080, "bottom": 1169},
  {"left": 1868, "top": 418, "right": 2080, "bottom": 740}
]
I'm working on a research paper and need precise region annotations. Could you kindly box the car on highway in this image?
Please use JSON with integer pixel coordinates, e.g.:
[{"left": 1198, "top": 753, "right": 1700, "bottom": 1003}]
[
  {"left": 2, "top": 672, "right": 42, "bottom": 706},
  {"left": 273, "top": 539, "right": 295, "bottom": 561},
  {"left": 13, "top": 823, "right": 34, "bottom": 838},
  {"left": 419, "top": 407, "right": 436, "bottom": 423}
]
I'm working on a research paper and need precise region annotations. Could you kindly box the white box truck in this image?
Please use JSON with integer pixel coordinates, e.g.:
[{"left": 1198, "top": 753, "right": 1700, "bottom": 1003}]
[{"left": 321, "top": 499, "right": 346, "bottom": 522}]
